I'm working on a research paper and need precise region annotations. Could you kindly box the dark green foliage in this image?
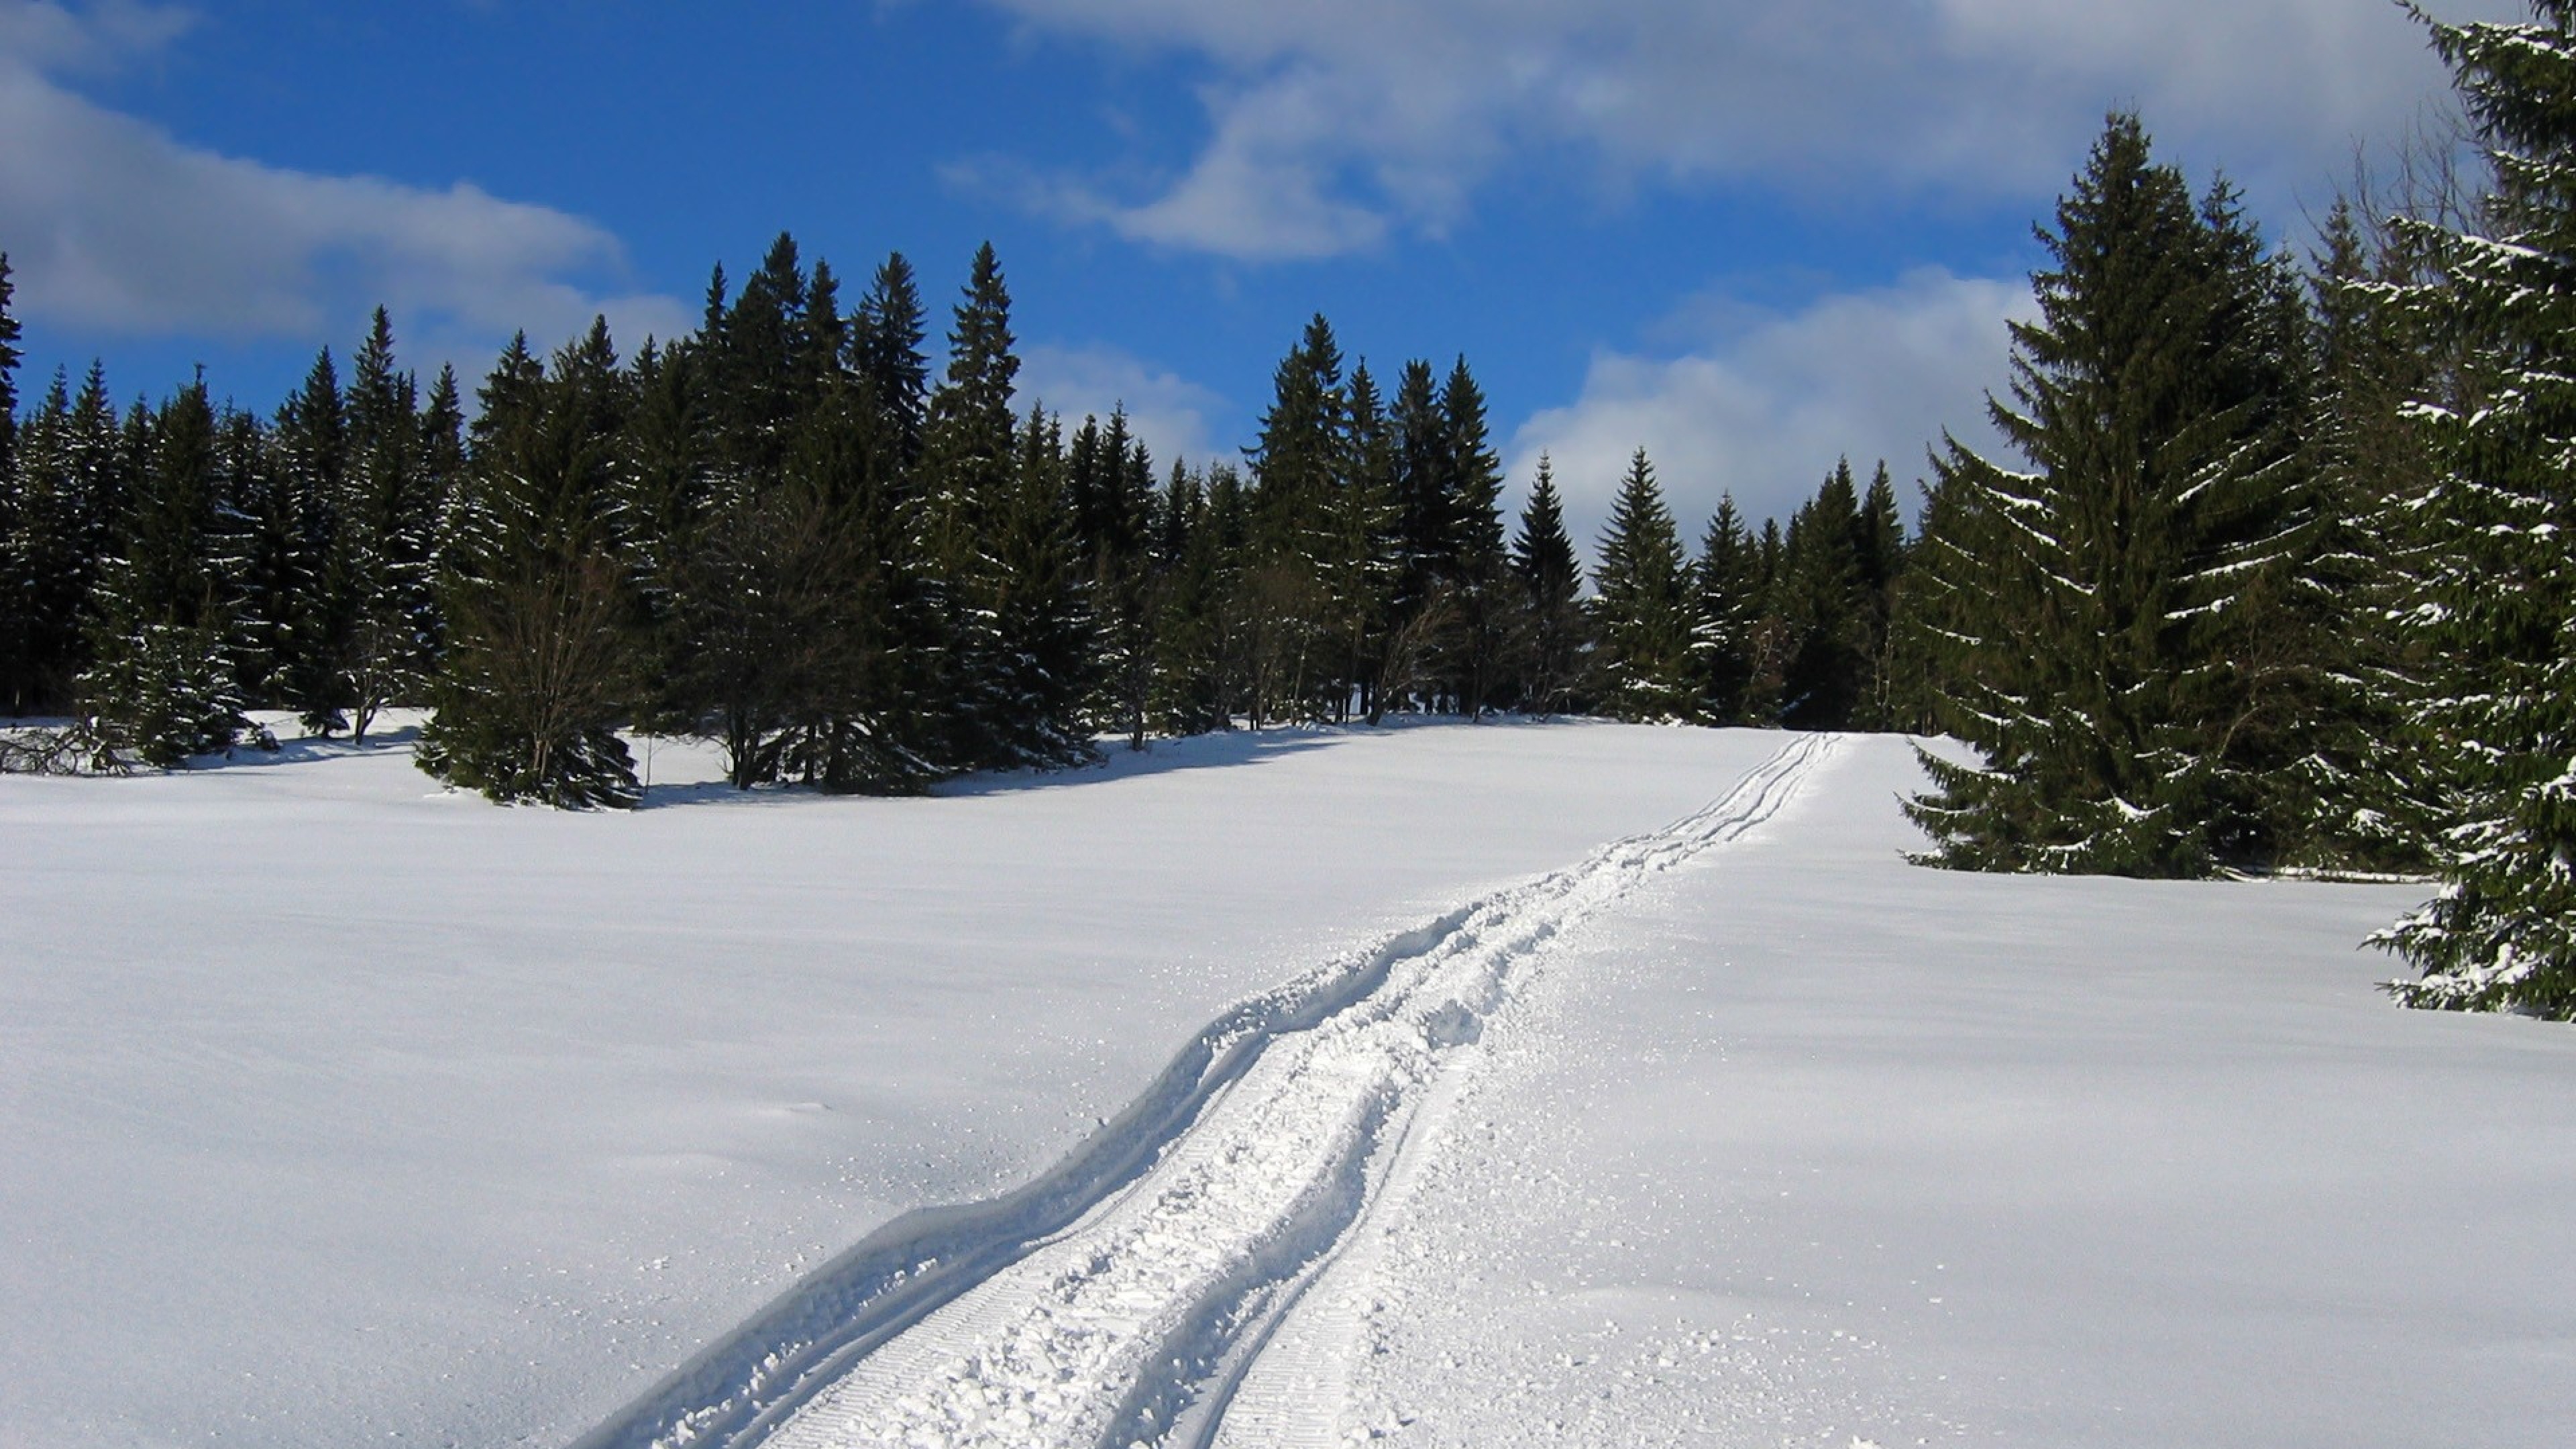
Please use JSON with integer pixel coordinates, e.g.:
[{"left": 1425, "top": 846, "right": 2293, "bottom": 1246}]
[
  {"left": 1774, "top": 460, "right": 1868, "bottom": 731},
  {"left": 1904, "top": 113, "right": 2308, "bottom": 877},
  {"left": 76, "top": 376, "right": 250, "bottom": 767},
  {"left": 1693, "top": 493, "right": 1760, "bottom": 725},
  {"left": 1511, "top": 454, "right": 1585, "bottom": 716},
  {"left": 1435, "top": 358, "right": 1511, "bottom": 718},
  {"left": 272, "top": 345, "right": 351, "bottom": 733},
  {"left": 1591, "top": 449, "right": 1698, "bottom": 721},
  {"left": 3, "top": 369, "right": 105, "bottom": 716},
  {"left": 0, "top": 253, "right": 19, "bottom": 478},
  {"left": 2379, "top": 1, "right": 2576, "bottom": 1016},
  {"left": 336, "top": 309, "right": 443, "bottom": 741},
  {"left": 417, "top": 325, "right": 641, "bottom": 808}
]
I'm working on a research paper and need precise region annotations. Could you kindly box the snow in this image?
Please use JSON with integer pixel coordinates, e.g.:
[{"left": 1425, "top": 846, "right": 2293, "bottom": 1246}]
[
  {"left": 0, "top": 716, "right": 1782, "bottom": 1448},
  {"left": 6, "top": 722, "right": 2573, "bottom": 1447}
]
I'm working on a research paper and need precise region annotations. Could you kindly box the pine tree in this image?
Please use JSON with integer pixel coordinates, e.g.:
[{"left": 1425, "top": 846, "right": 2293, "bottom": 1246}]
[
  {"left": 418, "top": 323, "right": 640, "bottom": 807},
  {"left": 0, "top": 253, "right": 21, "bottom": 480},
  {"left": 1776, "top": 460, "right": 1867, "bottom": 731},
  {"left": 1591, "top": 449, "right": 1697, "bottom": 721},
  {"left": 274, "top": 347, "right": 350, "bottom": 732},
  {"left": 2279, "top": 201, "right": 2443, "bottom": 871},
  {"left": 1436, "top": 356, "right": 1511, "bottom": 718},
  {"left": 1511, "top": 453, "right": 1585, "bottom": 716},
  {"left": 1904, "top": 113, "right": 2307, "bottom": 876},
  {"left": 856, "top": 252, "right": 931, "bottom": 472},
  {"left": 1693, "top": 492, "right": 1760, "bottom": 724},
  {"left": 920, "top": 241, "right": 1029, "bottom": 768},
  {"left": 1851, "top": 462, "right": 1909, "bottom": 729},
  {"left": 1243, "top": 315, "right": 1347, "bottom": 723},
  {"left": 1329, "top": 362, "right": 1399, "bottom": 724},
  {"left": 2379, "top": 3, "right": 2576, "bottom": 1016},
  {"left": 337, "top": 308, "right": 439, "bottom": 741},
  {"left": 1153, "top": 461, "right": 1240, "bottom": 736},
  {"left": 76, "top": 376, "right": 249, "bottom": 767}
]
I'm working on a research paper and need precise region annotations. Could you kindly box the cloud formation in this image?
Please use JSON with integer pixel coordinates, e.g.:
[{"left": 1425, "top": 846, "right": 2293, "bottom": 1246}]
[
  {"left": 983, "top": 0, "right": 2508, "bottom": 259},
  {"left": 0, "top": 1, "right": 688, "bottom": 364},
  {"left": 1018, "top": 341, "right": 1230, "bottom": 472},
  {"left": 1509, "top": 268, "right": 2036, "bottom": 559}
]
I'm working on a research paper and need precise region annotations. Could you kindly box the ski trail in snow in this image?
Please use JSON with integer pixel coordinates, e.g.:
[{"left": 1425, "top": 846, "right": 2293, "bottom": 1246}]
[{"left": 576, "top": 734, "right": 1834, "bottom": 1449}]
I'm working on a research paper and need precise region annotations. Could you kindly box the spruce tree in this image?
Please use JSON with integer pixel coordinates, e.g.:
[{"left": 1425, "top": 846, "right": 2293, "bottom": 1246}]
[
  {"left": 418, "top": 324, "right": 640, "bottom": 807},
  {"left": 1437, "top": 357, "right": 1511, "bottom": 718},
  {"left": 76, "top": 376, "right": 249, "bottom": 767},
  {"left": 2379, "top": 2, "right": 2576, "bottom": 1015},
  {"left": 1243, "top": 316, "right": 1347, "bottom": 723},
  {"left": 1776, "top": 460, "right": 1867, "bottom": 731},
  {"left": 920, "top": 241, "right": 1025, "bottom": 767},
  {"left": 1693, "top": 492, "right": 1760, "bottom": 724},
  {"left": 1852, "top": 462, "right": 1909, "bottom": 729},
  {"left": 337, "top": 308, "right": 439, "bottom": 741},
  {"left": 857, "top": 252, "right": 931, "bottom": 472},
  {"left": 1332, "top": 363, "right": 1399, "bottom": 723},
  {"left": 1511, "top": 454, "right": 1585, "bottom": 716},
  {"left": 0, "top": 253, "right": 19, "bottom": 479},
  {"left": 1904, "top": 113, "right": 2307, "bottom": 876},
  {"left": 1591, "top": 448, "right": 1697, "bottom": 721},
  {"left": 274, "top": 347, "right": 350, "bottom": 733},
  {"left": 2, "top": 370, "right": 87, "bottom": 716}
]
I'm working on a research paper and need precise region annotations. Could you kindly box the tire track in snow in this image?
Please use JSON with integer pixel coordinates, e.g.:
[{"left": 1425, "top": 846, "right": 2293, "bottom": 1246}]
[{"left": 574, "top": 734, "right": 1834, "bottom": 1449}]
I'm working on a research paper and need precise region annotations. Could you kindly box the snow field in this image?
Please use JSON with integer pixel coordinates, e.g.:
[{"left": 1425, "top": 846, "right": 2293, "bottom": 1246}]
[
  {"left": 1307, "top": 736, "right": 2576, "bottom": 1447},
  {"left": 742, "top": 735, "right": 1835, "bottom": 1448},
  {"left": 0, "top": 718, "right": 1787, "bottom": 1449}
]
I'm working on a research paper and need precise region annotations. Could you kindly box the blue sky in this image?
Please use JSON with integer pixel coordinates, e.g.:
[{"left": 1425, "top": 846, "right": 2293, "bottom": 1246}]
[{"left": 0, "top": 0, "right": 2508, "bottom": 547}]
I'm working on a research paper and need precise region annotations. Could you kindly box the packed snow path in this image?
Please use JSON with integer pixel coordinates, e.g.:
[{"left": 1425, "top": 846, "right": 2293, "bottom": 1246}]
[{"left": 577, "top": 735, "right": 1835, "bottom": 1449}]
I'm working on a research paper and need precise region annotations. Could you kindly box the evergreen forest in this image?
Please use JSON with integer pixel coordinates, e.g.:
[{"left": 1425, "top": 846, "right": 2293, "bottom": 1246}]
[{"left": 7, "top": 5, "right": 2576, "bottom": 1017}]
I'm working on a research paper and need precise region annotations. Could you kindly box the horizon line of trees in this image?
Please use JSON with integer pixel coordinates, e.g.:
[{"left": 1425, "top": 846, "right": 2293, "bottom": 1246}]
[
  {"left": 0, "top": 235, "right": 1929, "bottom": 797},
  {"left": 7, "top": 1, "right": 2576, "bottom": 1018}
]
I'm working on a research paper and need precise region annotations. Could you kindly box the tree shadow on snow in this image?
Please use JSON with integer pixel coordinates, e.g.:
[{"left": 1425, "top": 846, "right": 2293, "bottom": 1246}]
[{"left": 933, "top": 727, "right": 1347, "bottom": 800}]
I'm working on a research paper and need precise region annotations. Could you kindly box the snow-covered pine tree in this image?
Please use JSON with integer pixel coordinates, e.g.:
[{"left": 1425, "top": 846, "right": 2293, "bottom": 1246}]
[
  {"left": 417, "top": 324, "right": 641, "bottom": 808},
  {"left": 2380, "top": 2, "right": 2576, "bottom": 1016},
  {"left": 1852, "top": 462, "right": 1909, "bottom": 730},
  {"left": 1436, "top": 357, "right": 1511, "bottom": 719},
  {"left": 1, "top": 370, "right": 87, "bottom": 716},
  {"left": 1511, "top": 454, "right": 1586, "bottom": 717},
  {"left": 337, "top": 308, "right": 440, "bottom": 742},
  {"left": 983, "top": 402, "right": 1094, "bottom": 766},
  {"left": 1071, "top": 408, "right": 1167, "bottom": 748},
  {"left": 75, "top": 376, "right": 250, "bottom": 769},
  {"left": 1904, "top": 112, "right": 2306, "bottom": 876},
  {"left": 1591, "top": 448, "right": 1697, "bottom": 722},
  {"left": 1775, "top": 460, "right": 1868, "bottom": 731},
  {"left": 273, "top": 347, "right": 350, "bottom": 733},
  {"left": 0, "top": 253, "right": 19, "bottom": 480},
  {"left": 1150, "top": 461, "right": 1234, "bottom": 736},
  {"left": 1242, "top": 315, "right": 1347, "bottom": 724},
  {"left": 2277, "top": 201, "right": 2444, "bottom": 872},
  {"left": 919, "top": 241, "right": 1026, "bottom": 767},
  {"left": 1332, "top": 363, "right": 1399, "bottom": 724},
  {"left": 1692, "top": 492, "right": 1760, "bottom": 725}
]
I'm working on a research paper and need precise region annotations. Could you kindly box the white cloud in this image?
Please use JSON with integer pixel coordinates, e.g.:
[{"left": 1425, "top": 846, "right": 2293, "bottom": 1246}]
[
  {"left": 1508, "top": 268, "right": 2036, "bottom": 560},
  {"left": 981, "top": 0, "right": 2519, "bottom": 259},
  {"left": 0, "top": 1, "right": 688, "bottom": 365},
  {"left": 1017, "top": 340, "right": 1230, "bottom": 472}
]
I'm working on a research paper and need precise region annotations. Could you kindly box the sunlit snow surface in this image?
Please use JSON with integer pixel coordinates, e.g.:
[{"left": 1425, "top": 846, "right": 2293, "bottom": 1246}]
[{"left": 3, "top": 722, "right": 2571, "bottom": 1447}]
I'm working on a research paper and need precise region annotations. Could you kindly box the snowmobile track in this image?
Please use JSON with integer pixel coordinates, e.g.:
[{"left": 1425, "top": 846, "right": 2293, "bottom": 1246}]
[{"left": 572, "top": 733, "right": 1835, "bottom": 1449}]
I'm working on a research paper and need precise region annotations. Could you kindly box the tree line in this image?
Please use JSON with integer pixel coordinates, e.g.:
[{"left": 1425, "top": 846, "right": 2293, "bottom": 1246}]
[
  {"left": 6, "top": 2, "right": 2576, "bottom": 1016},
  {"left": 0, "top": 233, "right": 1931, "bottom": 798}
]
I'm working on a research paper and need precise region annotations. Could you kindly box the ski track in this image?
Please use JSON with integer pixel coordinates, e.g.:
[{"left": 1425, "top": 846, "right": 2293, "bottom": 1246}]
[{"left": 576, "top": 734, "right": 1835, "bottom": 1449}]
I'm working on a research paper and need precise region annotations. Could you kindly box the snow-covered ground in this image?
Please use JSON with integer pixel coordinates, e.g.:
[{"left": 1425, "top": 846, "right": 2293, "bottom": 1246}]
[{"left": 3, "top": 722, "right": 2569, "bottom": 1446}]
